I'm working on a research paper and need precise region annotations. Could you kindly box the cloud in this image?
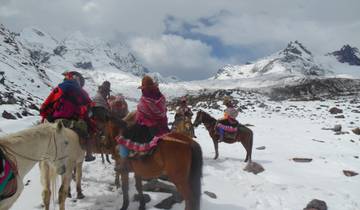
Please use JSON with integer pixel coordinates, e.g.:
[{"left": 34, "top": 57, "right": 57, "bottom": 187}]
[
  {"left": 129, "top": 35, "right": 224, "bottom": 80},
  {"left": 1, "top": 0, "right": 359, "bottom": 80}
]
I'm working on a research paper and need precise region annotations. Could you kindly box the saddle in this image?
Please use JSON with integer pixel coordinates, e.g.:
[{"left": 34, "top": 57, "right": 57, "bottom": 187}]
[
  {"left": 216, "top": 119, "right": 241, "bottom": 142},
  {"left": 116, "top": 124, "right": 162, "bottom": 158},
  {"left": 0, "top": 148, "right": 17, "bottom": 201}
]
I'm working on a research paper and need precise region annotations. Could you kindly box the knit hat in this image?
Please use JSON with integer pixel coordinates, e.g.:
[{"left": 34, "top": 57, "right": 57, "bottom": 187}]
[
  {"left": 138, "top": 75, "right": 157, "bottom": 90},
  {"left": 62, "top": 71, "right": 85, "bottom": 87}
]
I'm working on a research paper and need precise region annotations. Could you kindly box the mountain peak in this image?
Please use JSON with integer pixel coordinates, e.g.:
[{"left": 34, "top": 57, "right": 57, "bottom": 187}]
[
  {"left": 281, "top": 40, "right": 312, "bottom": 57},
  {"left": 329, "top": 45, "right": 360, "bottom": 66}
]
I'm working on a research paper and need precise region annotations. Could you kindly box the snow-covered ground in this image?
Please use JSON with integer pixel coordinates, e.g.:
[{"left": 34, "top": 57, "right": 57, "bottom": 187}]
[{"left": 3, "top": 94, "right": 360, "bottom": 210}]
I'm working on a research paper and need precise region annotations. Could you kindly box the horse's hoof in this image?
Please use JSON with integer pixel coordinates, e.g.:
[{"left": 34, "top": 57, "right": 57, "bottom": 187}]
[
  {"left": 77, "top": 193, "right": 85, "bottom": 199},
  {"left": 138, "top": 206, "right": 146, "bottom": 210}
]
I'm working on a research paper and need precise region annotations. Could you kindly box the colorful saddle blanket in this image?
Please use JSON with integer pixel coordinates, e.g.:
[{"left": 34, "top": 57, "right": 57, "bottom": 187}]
[{"left": 0, "top": 148, "right": 17, "bottom": 201}]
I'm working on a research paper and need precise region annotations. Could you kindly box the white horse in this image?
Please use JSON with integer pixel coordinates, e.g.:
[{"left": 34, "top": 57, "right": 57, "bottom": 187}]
[
  {"left": 0, "top": 122, "right": 70, "bottom": 210},
  {"left": 39, "top": 126, "right": 85, "bottom": 210}
]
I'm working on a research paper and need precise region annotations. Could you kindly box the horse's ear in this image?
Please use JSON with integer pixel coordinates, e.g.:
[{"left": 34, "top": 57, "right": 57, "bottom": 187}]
[{"left": 56, "top": 121, "right": 63, "bottom": 131}]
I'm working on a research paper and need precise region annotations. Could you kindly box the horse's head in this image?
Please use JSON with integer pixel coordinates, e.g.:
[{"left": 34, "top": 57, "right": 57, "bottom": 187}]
[
  {"left": 50, "top": 122, "right": 70, "bottom": 175},
  {"left": 193, "top": 110, "right": 204, "bottom": 127}
]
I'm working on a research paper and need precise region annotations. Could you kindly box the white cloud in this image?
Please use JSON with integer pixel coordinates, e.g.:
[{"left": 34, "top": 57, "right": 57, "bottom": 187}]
[{"left": 130, "top": 35, "right": 224, "bottom": 80}]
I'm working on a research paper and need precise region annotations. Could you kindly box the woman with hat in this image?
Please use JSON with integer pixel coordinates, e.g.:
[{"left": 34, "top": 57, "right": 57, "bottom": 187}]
[
  {"left": 116, "top": 75, "right": 169, "bottom": 171},
  {"left": 216, "top": 96, "right": 239, "bottom": 141}
]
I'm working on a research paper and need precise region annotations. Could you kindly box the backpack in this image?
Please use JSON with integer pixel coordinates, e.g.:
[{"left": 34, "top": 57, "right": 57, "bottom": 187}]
[{"left": 40, "top": 87, "right": 64, "bottom": 122}]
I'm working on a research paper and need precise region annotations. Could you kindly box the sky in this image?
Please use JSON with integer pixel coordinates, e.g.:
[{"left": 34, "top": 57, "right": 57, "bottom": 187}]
[{"left": 1, "top": 0, "right": 360, "bottom": 80}]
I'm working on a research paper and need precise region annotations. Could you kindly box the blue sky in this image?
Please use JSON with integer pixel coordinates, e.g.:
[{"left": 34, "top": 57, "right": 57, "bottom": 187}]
[{"left": 1, "top": 0, "right": 360, "bottom": 80}]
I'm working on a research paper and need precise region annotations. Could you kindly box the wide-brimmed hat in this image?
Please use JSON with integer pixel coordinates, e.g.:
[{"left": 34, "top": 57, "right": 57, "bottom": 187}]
[
  {"left": 138, "top": 75, "right": 158, "bottom": 90},
  {"left": 100, "top": 81, "right": 111, "bottom": 91}
]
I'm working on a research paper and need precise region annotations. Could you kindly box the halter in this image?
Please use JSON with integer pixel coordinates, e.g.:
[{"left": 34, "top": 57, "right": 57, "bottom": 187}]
[{"left": 0, "top": 129, "right": 68, "bottom": 163}]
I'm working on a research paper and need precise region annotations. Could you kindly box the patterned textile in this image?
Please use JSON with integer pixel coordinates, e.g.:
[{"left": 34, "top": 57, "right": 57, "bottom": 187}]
[
  {"left": 216, "top": 123, "right": 238, "bottom": 133},
  {"left": 115, "top": 134, "right": 162, "bottom": 154},
  {"left": 136, "top": 95, "right": 168, "bottom": 135},
  {"left": 108, "top": 95, "right": 129, "bottom": 118},
  {"left": 0, "top": 151, "right": 17, "bottom": 201}
]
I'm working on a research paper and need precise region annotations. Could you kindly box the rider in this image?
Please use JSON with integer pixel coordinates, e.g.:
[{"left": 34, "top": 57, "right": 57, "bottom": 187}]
[
  {"left": 217, "top": 96, "right": 239, "bottom": 141},
  {"left": 116, "top": 75, "right": 169, "bottom": 171},
  {"left": 40, "top": 71, "right": 96, "bottom": 161},
  {"left": 92, "top": 81, "right": 111, "bottom": 123},
  {"left": 174, "top": 96, "right": 196, "bottom": 138}
]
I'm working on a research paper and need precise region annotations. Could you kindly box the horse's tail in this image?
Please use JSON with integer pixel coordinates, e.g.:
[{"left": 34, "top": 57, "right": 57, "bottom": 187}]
[
  {"left": 189, "top": 141, "right": 203, "bottom": 210},
  {"left": 247, "top": 128, "right": 253, "bottom": 162}
]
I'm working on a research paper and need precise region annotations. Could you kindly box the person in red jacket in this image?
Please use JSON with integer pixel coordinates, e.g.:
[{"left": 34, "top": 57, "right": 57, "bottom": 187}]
[{"left": 40, "top": 71, "right": 96, "bottom": 161}]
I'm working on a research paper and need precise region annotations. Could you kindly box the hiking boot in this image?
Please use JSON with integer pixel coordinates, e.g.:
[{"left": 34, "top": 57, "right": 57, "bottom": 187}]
[{"left": 85, "top": 154, "right": 96, "bottom": 162}]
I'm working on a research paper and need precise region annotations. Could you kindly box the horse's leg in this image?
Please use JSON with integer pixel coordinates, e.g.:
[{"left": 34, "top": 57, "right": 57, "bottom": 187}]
[
  {"left": 39, "top": 161, "right": 51, "bottom": 210},
  {"left": 239, "top": 127, "right": 253, "bottom": 162},
  {"left": 135, "top": 175, "right": 146, "bottom": 210},
  {"left": 101, "top": 152, "right": 105, "bottom": 164},
  {"left": 120, "top": 171, "right": 130, "bottom": 210},
  {"left": 212, "top": 138, "right": 219, "bottom": 160},
  {"left": 76, "top": 161, "right": 85, "bottom": 199},
  {"left": 59, "top": 170, "right": 72, "bottom": 210},
  {"left": 106, "top": 154, "right": 112, "bottom": 164},
  {"left": 115, "top": 170, "right": 120, "bottom": 188}
]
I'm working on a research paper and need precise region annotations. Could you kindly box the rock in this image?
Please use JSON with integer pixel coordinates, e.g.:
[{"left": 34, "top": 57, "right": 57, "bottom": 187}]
[
  {"left": 334, "top": 115, "right": 345, "bottom": 118},
  {"left": 329, "top": 107, "right": 343, "bottom": 114},
  {"left": 2, "top": 111, "right": 16, "bottom": 120},
  {"left": 354, "top": 156, "right": 359, "bottom": 159},
  {"left": 292, "top": 158, "right": 312, "bottom": 163},
  {"left": 303, "top": 199, "right": 328, "bottom": 210},
  {"left": 243, "top": 162, "right": 264, "bottom": 174},
  {"left": 352, "top": 127, "right": 360, "bottom": 135},
  {"left": 204, "top": 191, "right": 217, "bottom": 199},
  {"left": 343, "top": 170, "right": 359, "bottom": 177},
  {"left": 312, "top": 139, "right": 325, "bottom": 143},
  {"left": 333, "top": 124, "right": 342, "bottom": 132},
  {"left": 133, "top": 193, "right": 151, "bottom": 203},
  {"left": 143, "top": 179, "right": 178, "bottom": 195},
  {"left": 351, "top": 109, "right": 360, "bottom": 113},
  {"left": 154, "top": 195, "right": 182, "bottom": 209},
  {"left": 256, "top": 146, "right": 266, "bottom": 150}
]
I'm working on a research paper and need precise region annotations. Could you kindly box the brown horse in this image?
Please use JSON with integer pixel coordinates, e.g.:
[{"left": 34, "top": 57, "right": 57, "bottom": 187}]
[
  {"left": 193, "top": 110, "right": 253, "bottom": 162},
  {"left": 107, "top": 115, "right": 203, "bottom": 210}
]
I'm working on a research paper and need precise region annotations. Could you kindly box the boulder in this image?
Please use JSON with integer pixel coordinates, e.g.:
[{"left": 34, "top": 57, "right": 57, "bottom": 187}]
[
  {"left": 2, "top": 111, "right": 16, "bottom": 120},
  {"left": 303, "top": 199, "right": 327, "bottom": 210},
  {"left": 243, "top": 162, "right": 264, "bottom": 174},
  {"left": 352, "top": 127, "right": 360, "bottom": 135},
  {"left": 329, "top": 107, "right": 343, "bottom": 114},
  {"left": 343, "top": 170, "right": 358, "bottom": 177}
]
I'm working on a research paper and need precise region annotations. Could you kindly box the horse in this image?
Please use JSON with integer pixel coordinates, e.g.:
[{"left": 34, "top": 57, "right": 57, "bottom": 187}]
[
  {"left": 107, "top": 114, "right": 203, "bottom": 210},
  {"left": 193, "top": 110, "right": 253, "bottom": 161},
  {"left": 0, "top": 122, "right": 70, "bottom": 210},
  {"left": 39, "top": 125, "right": 85, "bottom": 210}
]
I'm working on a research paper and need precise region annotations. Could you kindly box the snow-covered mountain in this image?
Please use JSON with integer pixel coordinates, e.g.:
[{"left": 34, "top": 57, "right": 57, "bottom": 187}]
[
  {"left": 0, "top": 24, "right": 180, "bottom": 119},
  {"left": 327, "top": 44, "right": 360, "bottom": 66},
  {"left": 214, "top": 41, "right": 331, "bottom": 81}
]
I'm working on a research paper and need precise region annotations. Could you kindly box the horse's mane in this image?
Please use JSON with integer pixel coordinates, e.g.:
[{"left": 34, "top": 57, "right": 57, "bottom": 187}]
[
  {"left": 0, "top": 123, "right": 56, "bottom": 145},
  {"left": 199, "top": 110, "right": 217, "bottom": 123},
  {"left": 123, "top": 111, "right": 136, "bottom": 126}
]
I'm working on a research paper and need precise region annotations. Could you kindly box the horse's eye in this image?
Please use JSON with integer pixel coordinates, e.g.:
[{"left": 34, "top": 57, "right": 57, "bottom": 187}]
[{"left": 65, "top": 141, "right": 69, "bottom": 145}]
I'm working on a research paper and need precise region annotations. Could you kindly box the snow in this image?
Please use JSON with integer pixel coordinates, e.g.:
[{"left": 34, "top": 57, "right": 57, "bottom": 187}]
[{"left": 3, "top": 94, "right": 360, "bottom": 210}]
